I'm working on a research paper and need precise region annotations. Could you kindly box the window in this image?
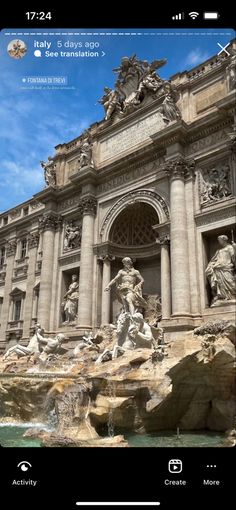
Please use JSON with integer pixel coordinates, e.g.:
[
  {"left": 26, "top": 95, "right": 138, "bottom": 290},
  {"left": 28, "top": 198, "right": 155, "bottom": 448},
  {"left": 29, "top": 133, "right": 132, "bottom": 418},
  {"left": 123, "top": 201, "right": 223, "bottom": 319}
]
[
  {"left": 3, "top": 217, "right": 8, "bottom": 225},
  {"left": 0, "top": 247, "right": 5, "bottom": 267},
  {"left": 109, "top": 203, "right": 159, "bottom": 246},
  {"left": 20, "top": 238, "right": 27, "bottom": 259},
  {"left": 14, "top": 299, "right": 21, "bottom": 321}
]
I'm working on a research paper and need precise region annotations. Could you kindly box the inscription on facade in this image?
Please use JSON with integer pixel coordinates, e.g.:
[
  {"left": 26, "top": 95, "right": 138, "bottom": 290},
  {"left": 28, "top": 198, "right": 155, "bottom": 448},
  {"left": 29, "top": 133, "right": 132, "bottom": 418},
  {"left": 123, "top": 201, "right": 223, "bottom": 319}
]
[
  {"left": 195, "top": 81, "right": 225, "bottom": 113},
  {"left": 58, "top": 196, "right": 81, "bottom": 211},
  {"left": 59, "top": 254, "right": 80, "bottom": 266},
  {"left": 97, "top": 160, "right": 163, "bottom": 194},
  {"left": 100, "top": 111, "right": 165, "bottom": 161},
  {"left": 188, "top": 130, "right": 229, "bottom": 155}
]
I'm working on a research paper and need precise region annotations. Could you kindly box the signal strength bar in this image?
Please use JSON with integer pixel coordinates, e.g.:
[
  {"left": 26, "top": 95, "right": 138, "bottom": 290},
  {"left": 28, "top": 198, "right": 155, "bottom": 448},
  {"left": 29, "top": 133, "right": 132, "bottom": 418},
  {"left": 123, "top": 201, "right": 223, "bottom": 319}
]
[{"left": 172, "top": 13, "right": 184, "bottom": 20}]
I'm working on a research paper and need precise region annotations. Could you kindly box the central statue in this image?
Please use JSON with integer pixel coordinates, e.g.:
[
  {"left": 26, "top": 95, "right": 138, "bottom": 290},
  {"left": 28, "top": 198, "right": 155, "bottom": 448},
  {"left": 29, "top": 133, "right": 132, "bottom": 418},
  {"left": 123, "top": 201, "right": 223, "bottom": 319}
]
[{"left": 105, "top": 257, "right": 147, "bottom": 315}]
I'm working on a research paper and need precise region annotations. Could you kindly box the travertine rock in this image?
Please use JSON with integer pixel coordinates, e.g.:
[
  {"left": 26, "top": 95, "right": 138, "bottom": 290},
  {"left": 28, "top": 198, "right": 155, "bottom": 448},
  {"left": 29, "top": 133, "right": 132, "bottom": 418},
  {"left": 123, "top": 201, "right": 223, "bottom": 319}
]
[{"left": 0, "top": 322, "right": 235, "bottom": 441}]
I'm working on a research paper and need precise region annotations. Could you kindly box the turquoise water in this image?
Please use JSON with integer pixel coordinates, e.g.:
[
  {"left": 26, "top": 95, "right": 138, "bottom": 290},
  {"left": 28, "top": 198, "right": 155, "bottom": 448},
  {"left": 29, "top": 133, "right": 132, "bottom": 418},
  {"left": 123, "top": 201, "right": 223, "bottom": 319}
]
[
  {"left": 0, "top": 424, "right": 225, "bottom": 447},
  {"left": 0, "top": 423, "right": 49, "bottom": 447},
  {"left": 125, "top": 431, "right": 224, "bottom": 447}
]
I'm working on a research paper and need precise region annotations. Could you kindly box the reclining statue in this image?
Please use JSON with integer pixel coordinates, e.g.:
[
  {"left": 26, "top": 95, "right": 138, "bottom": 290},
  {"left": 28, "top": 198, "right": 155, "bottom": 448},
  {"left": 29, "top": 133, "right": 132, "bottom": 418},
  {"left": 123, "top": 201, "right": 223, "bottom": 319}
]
[
  {"left": 3, "top": 324, "right": 45, "bottom": 360},
  {"left": 38, "top": 333, "right": 68, "bottom": 362}
]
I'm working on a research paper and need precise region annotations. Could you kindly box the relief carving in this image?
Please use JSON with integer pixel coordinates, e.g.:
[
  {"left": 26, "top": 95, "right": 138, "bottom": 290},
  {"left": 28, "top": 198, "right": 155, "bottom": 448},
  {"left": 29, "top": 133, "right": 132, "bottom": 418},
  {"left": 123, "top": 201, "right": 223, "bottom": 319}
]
[
  {"left": 64, "top": 221, "right": 82, "bottom": 251},
  {"left": 200, "top": 162, "right": 232, "bottom": 205}
]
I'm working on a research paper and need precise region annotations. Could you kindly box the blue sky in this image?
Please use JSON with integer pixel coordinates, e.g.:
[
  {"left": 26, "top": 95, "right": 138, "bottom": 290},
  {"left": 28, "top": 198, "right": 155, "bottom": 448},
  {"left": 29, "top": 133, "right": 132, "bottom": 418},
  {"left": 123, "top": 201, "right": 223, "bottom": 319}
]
[{"left": 0, "top": 27, "right": 234, "bottom": 212}]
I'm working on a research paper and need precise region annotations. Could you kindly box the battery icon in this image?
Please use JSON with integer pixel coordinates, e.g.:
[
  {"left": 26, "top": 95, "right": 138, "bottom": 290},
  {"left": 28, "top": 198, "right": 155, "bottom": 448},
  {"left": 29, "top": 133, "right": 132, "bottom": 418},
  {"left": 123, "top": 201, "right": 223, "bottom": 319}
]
[{"left": 203, "top": 12, "right": 219, "bottom": 19}]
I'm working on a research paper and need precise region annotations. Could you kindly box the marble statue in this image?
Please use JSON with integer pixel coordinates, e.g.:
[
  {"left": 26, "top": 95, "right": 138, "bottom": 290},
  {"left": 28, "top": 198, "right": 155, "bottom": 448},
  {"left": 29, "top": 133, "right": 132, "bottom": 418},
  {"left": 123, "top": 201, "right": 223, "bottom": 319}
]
[
  {"left": 159, "top": 93, "right": 181, "bottom": 122},
  {"left": 124, "top": 312, "right": 153, "bottom": 349},
  {"left": 99, "top": 87, "right": 121, "bottom": 120},
  {"left": 113, "top": 55, "right": 166, "bottom": 85},
  {"left": 95, "top": 312, "right": 153, "bottom": 363},
  {"left": 116, "top": 312, "right": 131, "bottom": 346},
  {"left": 3, "top": 324, "right": 45, "bottom": 359},
  {"left": 226, "top": 50, "right": 236, "bottom": 90},
  {"left": 99, "top": 55, "right": 173, "bottom": 121},
  {"left": 138, "top": 70, "right": 162, "bottom": 95},
  {"left": 206, "top": 235, "right": 236, "bottom": 305},
  {"left": 96, "top": 259, "right": 162, "bottom": 363},
  {"left": 63, "top": 274, "right": 79, "bottom": 323},
  {"left": 38, "top": 333, "right": 68, "bottom": 362},
  {"left": 105, "top": 257, "right": 147, "bottom": 315},
  {"left": 64, "top": 221, "right": 82, "bottom": 250},
  {"left": 78, "top": 131, "right": 94, "bottom": 168},
  {"left": 73, "top": 331, "right": 96, "bottom": 356},
  {"left": 41, "top": 157, "right": 57, "bottom": 187}
]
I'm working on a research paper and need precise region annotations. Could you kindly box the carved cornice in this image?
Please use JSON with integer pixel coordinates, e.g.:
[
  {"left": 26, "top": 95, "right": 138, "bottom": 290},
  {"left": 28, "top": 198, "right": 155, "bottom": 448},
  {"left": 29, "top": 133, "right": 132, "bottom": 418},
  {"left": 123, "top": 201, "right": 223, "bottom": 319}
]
[
  {"left": 27, "top": 232, "right": 39, "bottom": 249},
  {"left": 195, "top": 202, "right": 236, "bottom": 227},
  {"left": 94, "top": 241, "right": 159, "bottom": 259},
  {"left": 6, "top": 239, "right": 17, "bottom": 257},
  {"left": 39, "top": 213, "right": 62, "bottom": 231},
  {"left": 78, "top": 196, "right": 97, "bottom": 216},
  {"left": 58, "top": 253, "right": 80, "bottom": 266},
  {"left": 152, "top": 221, "right": 170, "bottom": 240}
]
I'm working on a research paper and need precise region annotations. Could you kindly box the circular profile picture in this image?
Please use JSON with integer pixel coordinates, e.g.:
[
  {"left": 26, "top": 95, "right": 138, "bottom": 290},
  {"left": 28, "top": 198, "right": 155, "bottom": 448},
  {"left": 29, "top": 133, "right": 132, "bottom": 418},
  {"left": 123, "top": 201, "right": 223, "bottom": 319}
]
[{"left": 7, "top": 39, "right": 27, "bottom": 59}]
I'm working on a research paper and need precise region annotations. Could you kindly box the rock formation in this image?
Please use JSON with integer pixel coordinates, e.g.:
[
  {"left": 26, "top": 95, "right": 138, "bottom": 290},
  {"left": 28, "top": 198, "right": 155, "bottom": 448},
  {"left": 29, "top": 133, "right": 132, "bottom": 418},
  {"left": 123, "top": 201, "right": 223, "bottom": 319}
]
[{"left": 0, "top": 320, "right": 235, "bottom": 446}]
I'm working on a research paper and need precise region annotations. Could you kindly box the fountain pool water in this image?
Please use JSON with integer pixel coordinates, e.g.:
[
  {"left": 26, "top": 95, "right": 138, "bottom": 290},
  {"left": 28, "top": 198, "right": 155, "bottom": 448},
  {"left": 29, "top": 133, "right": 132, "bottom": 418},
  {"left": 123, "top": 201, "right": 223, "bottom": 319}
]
[
  {"left": 0, "top": 422, "right": 54, "bottom": 447},
  {"left": 125, "top": 431, "right": 225, "bottom": 448},
  {"left": 0, "top": 424, "right": 225, "bottom": 447}
]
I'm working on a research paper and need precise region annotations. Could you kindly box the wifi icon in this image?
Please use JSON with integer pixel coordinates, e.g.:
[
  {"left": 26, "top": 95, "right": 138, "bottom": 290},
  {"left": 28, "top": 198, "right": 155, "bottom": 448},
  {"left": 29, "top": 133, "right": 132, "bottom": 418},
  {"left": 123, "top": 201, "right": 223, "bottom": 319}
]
[{"left": 189, "top": 11, "right": 199, "bottom": 19}]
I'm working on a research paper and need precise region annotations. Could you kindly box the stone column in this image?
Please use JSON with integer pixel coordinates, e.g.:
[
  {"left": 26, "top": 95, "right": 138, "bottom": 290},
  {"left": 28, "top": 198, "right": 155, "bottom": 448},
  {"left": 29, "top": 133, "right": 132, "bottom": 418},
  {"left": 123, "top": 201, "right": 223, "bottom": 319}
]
[
  {"left": 22, "top": 232, "right": 39, "bottom": 339},
  {"left": 159, "top": 236, "right": 171, "bottom": 319},
  {"left": 37, "top": 214, "right": 62, "bottom": 331},
  {"left": 77, "top": 196, "right": 97, "bottom": 329},
  {"left": 32, "top": 287, "right": 39, "bottom": 319},
  {"left": 185, "top": 165, "right": 201, "bottom": 316},
  {"left": 0, "top": 239, "right": 17, "bottom": 350},
  {"left": 166, "top": 158, "right": 191, "bottom": 316},
  {"left": 100, "top": 255, "right": 114, "bottom": 325}
]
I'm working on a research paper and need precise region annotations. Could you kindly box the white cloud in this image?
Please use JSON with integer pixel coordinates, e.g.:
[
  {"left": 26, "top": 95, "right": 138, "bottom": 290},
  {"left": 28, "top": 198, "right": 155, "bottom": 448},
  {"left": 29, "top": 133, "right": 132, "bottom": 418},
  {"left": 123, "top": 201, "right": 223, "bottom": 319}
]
[{"left": 184, "top": 49, "right": 210, "bottom": 67}]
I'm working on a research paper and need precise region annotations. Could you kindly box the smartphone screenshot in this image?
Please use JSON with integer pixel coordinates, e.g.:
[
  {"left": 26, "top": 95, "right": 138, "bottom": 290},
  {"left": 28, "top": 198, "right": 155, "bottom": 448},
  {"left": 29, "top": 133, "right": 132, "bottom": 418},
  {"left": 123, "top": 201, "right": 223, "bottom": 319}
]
[{"left": 0, "top": 7, "right": 235, "bottom": 509}]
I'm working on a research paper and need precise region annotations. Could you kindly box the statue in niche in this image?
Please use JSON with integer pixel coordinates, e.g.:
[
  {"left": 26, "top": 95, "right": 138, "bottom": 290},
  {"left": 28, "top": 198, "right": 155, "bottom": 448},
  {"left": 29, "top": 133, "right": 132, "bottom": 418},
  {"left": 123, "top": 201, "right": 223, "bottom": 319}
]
[
  {"left": 78, "top": 131, "right": 94, "bottom": 168},
  {"left": 201, "top": 164, "right": 232, "bottom": 204},
  {"left": 105, "top": 257, "right": 147, "bottom": 315},
  {"left": 64, "top": 221, "right": 82, "bottom": 250},
  {"left": 205, "top": 235, "right": 236, "bottom": 306},
  {"left": 41, "top": 157, "right": 57, "bottom": 187},
  {"left": 96, "top": 258, "right": 163, "bottom": 363},
  {"left": 98, "top": 87, "right": 122, "bottom": 120},
  {"left": 63, "top": 274, "right": 79, "bottom": 323},
  {"left": 159, "top": 93, "right": 181, "bottom": 122}
]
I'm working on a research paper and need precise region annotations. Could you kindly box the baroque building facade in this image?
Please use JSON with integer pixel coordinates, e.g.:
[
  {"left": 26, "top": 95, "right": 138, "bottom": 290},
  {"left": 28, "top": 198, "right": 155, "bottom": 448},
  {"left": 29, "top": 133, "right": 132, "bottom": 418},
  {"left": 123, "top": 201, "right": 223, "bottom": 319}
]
[{"left": 0, "top": 43, "right": 235, "bottom": 351}]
